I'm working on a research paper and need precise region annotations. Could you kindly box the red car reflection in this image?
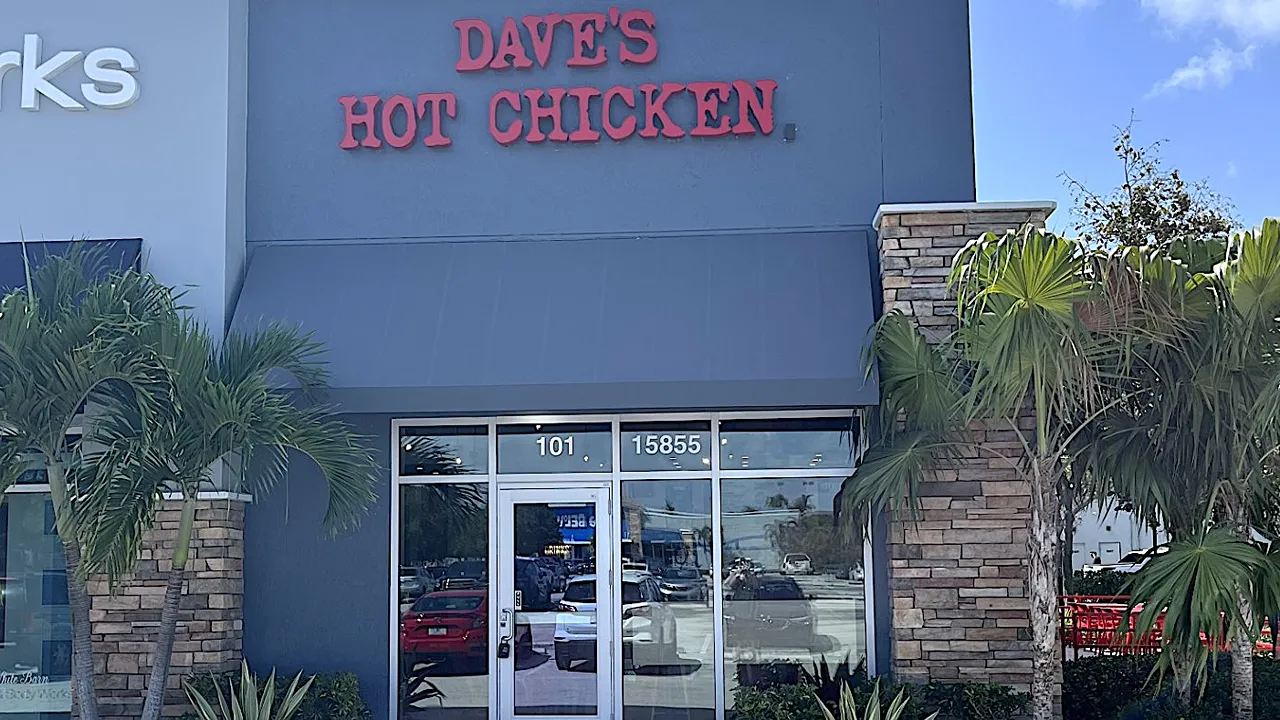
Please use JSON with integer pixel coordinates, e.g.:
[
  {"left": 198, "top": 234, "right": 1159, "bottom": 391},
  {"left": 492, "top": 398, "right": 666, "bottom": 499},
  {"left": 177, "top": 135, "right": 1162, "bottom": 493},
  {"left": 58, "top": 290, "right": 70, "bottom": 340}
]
[{"left": 400, "top": 590, "right": 531, "bottom": 666}]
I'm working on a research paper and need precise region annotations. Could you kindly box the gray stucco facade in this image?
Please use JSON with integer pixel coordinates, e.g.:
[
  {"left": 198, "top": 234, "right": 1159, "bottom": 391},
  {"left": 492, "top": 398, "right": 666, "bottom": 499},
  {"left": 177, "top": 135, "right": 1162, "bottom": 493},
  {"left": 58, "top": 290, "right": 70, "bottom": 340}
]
[{"left": 1, "top": 2, "right": 982, "bottom": 719}]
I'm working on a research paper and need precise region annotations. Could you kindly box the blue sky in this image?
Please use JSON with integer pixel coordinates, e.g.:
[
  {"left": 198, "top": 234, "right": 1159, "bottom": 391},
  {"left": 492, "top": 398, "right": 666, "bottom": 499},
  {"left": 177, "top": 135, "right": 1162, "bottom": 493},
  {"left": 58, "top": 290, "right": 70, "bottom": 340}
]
[{"left": 972, "top": 0, "right": 1278, "bottom": 233}]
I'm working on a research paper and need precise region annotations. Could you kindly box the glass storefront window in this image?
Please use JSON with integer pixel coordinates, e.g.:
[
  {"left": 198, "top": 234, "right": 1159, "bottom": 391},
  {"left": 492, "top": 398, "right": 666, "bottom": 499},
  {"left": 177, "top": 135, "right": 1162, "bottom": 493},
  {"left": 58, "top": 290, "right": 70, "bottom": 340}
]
[
  {"left": 399, "top": 426, "right": 488, "bottom": 476},
  {"left": 497, "top": 424, "right": 611, "bottom": 474},
  {"left": 1, "top": 493, "right": 72, "bottom": 720},
  {"left": 619, "top": 422, "right": 712, "bottom": 472},
  {"left": 719, "top": 418, "right": 858, "bottom": 470},
  {"left": 720, "top": 478, "right": 866, "bottom": 719},
  {"left": 620, "top": 479, "right": 715, "bottom": 720},
  {"left": 398, "top": 484, "right": 489, "bottom": 719}
]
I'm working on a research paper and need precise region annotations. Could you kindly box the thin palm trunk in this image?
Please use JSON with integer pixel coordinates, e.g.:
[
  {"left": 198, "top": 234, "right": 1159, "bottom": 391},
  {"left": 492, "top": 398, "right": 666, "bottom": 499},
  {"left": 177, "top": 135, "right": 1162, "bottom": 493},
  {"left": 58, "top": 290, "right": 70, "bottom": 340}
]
[
  {"left": 1230, "top": 498, "right": 1254, "bottom": 720},
  {"left": 140, "top": 496, "right": 197, "bottom": 720},
  {"left": 47, "top": 464, "right": 100, "bottom": 720},
  {"left": 1028, "top": 457, "right": 1063, "bottom": 720}
]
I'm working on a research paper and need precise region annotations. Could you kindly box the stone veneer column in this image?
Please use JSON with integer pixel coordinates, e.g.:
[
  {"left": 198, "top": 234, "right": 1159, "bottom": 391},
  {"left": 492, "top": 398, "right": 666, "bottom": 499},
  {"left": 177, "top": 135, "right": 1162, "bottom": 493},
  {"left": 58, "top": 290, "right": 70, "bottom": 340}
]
[
  {"left": 83, "top": 495, "right": 247, "bottom": 719},
  {"left": 874, "top": 202, "right": 1054, "bottom": 692}
]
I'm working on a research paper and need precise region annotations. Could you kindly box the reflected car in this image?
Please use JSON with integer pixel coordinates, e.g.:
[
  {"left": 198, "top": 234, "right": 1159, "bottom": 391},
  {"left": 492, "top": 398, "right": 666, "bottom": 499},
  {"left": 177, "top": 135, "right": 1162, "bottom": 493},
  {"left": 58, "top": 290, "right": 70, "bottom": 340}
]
[
  {"left": 554, "top": 571, "right": 677, "bottom": 670},
  {"left": 400, "top": 590, "right": 530, "bottom": 666},
  {"left": 781, "top": 553, "right": 814, "bottom": 575},
  {"left": 440, "top": 560, "right": 487, "bottom": 590},
  {"left": 725, "top": 575, "right": 818, "bottom": 649},
  {"left": 1080, "top": 546, "right": 1170, "bottom": 574},
  {"left": 658, "top": 566, "right": 707, "bottom": 602},
  {"left": 399, "top": 567, "right": 432, "bottom": 602}
]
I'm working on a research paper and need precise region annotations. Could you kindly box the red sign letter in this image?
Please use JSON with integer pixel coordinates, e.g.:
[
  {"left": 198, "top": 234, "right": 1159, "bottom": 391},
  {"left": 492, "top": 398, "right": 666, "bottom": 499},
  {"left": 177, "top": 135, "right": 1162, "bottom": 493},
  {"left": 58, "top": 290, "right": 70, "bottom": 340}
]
[
  {"left": 417, "top": 92, "right": 457, "bottom": 148},
  {"left": 639, "top": 82, "right": 685, "bottom": 139},
  {"left": 339, "top": 95, "right": 382, "bottom": 150},
  {"left": 491, "top": 17, "right": 534, "bottom": 70},
  {"left": 602, "top": 86, "right": 636, "bottom": 141},
  {"left": 687, "top": 82, "right": 731, "bottom": 138},
  {"left": 455, "top": 19, "right": 495, "bottom": 72},
  {"left": 568, "top": 87, "right": 602, "bottom": 143},
  {"left": 489, "top": 90, "right": 523, "bottom": 145},
  {"left": 523, "top": 88, "right": 569, "bottom": 143},
  {"left": 618, "top": 10, "right": 658, "bottom": 65},
  {"left": 381, "top": 94, "right": 417, "bottom": 149},
  {"left": 563, "top": 12, "right": 607, "bottom": 67},
  {"left": 733, "top": 80, "right": 777, "bottom": 136},
  {"left": 522, "top": 14, "right": 562, "bottom": 68}
]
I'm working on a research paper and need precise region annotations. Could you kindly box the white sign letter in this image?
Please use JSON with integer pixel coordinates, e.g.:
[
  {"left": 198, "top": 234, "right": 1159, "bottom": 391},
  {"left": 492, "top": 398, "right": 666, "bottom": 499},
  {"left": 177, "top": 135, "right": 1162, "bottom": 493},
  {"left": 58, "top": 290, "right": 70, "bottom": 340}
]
[
  {"left": 21, "top": 34, "right": 84, "bottom": 111},
  {"left": 0, "top": 51, "right": 19, "bottom": 111},
  {"left": 82, "top": 47, "right": 139, "bottom": 109}
]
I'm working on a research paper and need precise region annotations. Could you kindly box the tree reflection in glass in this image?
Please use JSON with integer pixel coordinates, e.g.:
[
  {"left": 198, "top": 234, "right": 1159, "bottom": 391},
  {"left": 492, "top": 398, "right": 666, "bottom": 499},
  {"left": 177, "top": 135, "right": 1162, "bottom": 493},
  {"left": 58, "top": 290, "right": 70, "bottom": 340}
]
[{"left": 399, "top": 482, "right": 489, "bottom": 720}]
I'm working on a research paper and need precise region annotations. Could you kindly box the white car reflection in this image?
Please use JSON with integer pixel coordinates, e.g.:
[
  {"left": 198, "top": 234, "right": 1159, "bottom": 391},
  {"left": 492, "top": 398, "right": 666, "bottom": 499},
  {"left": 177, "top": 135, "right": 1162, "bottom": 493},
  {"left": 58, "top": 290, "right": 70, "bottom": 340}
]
[{"left": 553, "top": 570, "right": 677, "bottom": 670}]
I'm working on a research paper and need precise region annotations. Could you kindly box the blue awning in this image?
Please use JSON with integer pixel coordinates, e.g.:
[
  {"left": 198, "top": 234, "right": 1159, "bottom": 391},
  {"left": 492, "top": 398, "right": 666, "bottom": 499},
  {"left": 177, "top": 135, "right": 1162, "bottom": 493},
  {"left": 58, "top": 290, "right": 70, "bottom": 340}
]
[{"left": 231, "top": 231, "right": 879, "bottom": 414}]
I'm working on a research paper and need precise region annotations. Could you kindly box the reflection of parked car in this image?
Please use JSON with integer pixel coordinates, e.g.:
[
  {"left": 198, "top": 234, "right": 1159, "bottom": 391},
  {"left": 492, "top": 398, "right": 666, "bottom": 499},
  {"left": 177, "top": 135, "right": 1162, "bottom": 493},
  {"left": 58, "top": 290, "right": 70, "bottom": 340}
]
[
  {"left": 440, "top": 560, "right": 487, "bottom": 590},
  {"left": 658, "top": 566, "right": 707, "bottom": 602},
  {"left": 399, "top": 567, "right": 430, "bottom": 601},
  {"left": 725, "top": 574, "right": 817, "bottom": 649},
  {"left": 400, "top": 590, "right": 530, "bottom": 667},
  {"left": 781, "top": 553, "right": 814, "bottom": 575},
  {"left": 555, "top": 571, "right": 677, "bottom": 670},
  {"left": 1081, "top": 547, "right": 1170, "bottom": 574}
]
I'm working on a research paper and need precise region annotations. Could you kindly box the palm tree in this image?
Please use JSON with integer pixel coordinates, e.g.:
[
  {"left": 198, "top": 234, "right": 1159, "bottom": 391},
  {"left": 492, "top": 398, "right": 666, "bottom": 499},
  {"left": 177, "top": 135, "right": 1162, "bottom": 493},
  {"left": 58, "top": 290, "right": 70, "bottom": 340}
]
[
  {"left": 0, "top": 247, "right": 174, "bottom": 720},
  {"left": 1082, "top": 220, "right": 1280, "bottom": 718},
  {"left": 76, "top": 308, "right": 380, "bottom": 720},
  {"left": 843, "top": 226, "right": 1133, "bottom": 720}
]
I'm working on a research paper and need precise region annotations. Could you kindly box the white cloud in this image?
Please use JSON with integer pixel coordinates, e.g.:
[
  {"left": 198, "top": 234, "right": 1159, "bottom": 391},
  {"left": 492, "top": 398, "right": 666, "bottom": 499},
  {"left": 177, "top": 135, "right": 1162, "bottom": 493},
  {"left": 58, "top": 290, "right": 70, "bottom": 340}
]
[
  {"left": 1146, "top": 41, "right": 1257, "bottom": 96},
  {"left": 1058, "top": 0, "right": 1102, "bottom": 9},
  {"left": 1140, "top": 0, "right": 1280, "bottom": 41}
]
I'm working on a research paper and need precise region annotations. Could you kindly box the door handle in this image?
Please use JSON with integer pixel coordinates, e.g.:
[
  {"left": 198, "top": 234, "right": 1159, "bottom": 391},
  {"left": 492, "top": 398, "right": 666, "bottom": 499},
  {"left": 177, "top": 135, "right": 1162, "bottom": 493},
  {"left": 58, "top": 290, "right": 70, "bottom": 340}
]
[{"left": 497, "top": 608, "right": 513, "bottom": 659}]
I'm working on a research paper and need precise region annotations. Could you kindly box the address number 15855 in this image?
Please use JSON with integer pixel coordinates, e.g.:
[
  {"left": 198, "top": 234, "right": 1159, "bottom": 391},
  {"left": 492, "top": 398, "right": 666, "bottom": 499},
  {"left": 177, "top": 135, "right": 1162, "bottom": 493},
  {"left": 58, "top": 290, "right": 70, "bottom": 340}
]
[{"left": 631, "top": 434, "right": 703, "bottom": 456}]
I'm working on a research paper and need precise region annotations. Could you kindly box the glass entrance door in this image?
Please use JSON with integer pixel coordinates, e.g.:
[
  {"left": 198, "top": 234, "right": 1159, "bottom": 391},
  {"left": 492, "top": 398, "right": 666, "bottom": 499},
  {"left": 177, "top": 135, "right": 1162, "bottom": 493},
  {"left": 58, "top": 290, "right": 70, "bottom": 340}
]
[{"left": 497, "top": 486, "right": 614, "bottom": 720}]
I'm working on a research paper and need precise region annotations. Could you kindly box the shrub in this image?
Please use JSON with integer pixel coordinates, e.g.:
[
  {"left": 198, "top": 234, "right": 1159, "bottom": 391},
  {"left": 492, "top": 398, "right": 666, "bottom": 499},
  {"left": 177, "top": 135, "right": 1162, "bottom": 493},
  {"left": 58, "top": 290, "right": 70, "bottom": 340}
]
[
  {"left": 733, "top": 682, "right": 826, "bottom": 720},
  {"left": 731, "top": 676, "right": 1027, "bottom": 720},
  {"left": 181, "top": 668, "right": 371, "bottom": 720},
  {"left": 1064, "top": 569, "right": 1130, "bottom": 596},
  {"left": 1063, "top": 655, "right": 1280, "bottom": 720}
]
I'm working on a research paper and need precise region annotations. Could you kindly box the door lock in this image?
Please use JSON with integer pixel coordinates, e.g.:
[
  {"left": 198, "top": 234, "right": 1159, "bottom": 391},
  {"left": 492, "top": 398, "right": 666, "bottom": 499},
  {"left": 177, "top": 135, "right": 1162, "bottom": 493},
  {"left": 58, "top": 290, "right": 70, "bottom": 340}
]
[{"left": 497, "top": 608, "right": 513, "bottom": 659}]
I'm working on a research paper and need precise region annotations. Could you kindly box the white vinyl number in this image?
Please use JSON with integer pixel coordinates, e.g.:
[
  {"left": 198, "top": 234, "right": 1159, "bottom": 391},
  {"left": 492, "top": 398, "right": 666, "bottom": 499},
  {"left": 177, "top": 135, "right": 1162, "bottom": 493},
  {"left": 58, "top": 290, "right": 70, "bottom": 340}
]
[
  {"left": 536, "top": 435, "right": 574, "bottom": 457},
  {"left": 631, "top": 434, "right": 703, "bottom": 456}
]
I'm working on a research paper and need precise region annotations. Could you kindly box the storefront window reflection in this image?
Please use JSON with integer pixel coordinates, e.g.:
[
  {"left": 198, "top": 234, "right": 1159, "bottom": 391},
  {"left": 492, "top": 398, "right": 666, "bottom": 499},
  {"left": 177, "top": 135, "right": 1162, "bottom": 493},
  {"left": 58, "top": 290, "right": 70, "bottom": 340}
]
[
  {"left": 0, "top": 493, "right": 72, "bottom": 720},
  {"left": 720, "top": 478, "right": 865, "bottom": 719},
  {"left": 620, "top": 479, "right": 715, "bottom": 720},
  {"left": 719, "top": 418, "right": 857, "bottom": 470},
  {"left": 399, "top": 484, "right": 489, "bottom": 720}
]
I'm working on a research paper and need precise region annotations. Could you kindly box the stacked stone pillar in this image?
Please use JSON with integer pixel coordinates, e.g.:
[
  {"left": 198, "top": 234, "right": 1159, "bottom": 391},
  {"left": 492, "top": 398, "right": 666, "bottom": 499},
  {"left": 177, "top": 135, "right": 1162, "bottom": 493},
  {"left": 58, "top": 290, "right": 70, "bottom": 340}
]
[
  {"left": 874, "top": 202, "right": 1054, "bottom": 691},
  {"left": 82, "top": 495, "right": 247, "bottom": 718}
]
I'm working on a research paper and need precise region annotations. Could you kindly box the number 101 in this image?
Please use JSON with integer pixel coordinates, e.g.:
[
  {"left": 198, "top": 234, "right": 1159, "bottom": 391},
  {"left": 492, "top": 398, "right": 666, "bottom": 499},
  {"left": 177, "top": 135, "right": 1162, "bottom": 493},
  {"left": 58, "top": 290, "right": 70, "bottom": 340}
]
[{"left": 536, "top": 435, "right": 574, "bottom": 457}]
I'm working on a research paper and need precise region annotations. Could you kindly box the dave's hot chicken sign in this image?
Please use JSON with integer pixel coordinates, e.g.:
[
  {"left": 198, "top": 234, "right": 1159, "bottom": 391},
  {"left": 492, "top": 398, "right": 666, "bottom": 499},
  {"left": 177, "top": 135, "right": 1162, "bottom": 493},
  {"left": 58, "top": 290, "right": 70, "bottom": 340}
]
[{"left": 339, "top": 8, "right": 778, "bottom": 150}]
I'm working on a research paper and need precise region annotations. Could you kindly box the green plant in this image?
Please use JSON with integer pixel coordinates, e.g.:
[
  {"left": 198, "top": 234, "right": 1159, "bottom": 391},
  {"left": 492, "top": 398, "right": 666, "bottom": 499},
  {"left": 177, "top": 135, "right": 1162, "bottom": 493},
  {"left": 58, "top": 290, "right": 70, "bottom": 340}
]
[
  {"left": 1064, "top": 569, "right": 1128, "bottom": 596},
  {"left": 960, "top": 684, "right": 1030, "bottom": 720},
  {"left": 183, "top": 660, "right": 314, "bottom": 720},
  {"left": 817, "top": 680, "right": 938, "bottom": 720},
  {"left": 804, "top": 652, "right": 868, "bottom": 707},
  {"left": 0, "top": 246, "right": 176, "bottom": 720},
  {"left": 78, "top": 302, "right": 381, "bottom": 720},
  {"left": 844, "top": 224, "right": 1131, "bottom": 720},
  {"left": 183, "top": 669, "right": 372, "bottom": 720},
  {"left": 734, "top": 682, "right": 826, "bottom": 720}
]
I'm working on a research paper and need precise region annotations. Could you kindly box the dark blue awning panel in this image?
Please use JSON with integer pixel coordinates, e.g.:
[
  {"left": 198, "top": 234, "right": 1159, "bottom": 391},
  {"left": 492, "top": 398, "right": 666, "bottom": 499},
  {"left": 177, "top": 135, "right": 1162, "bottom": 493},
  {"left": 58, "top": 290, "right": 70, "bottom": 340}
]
[
  {"left": 231, "top": 232, "right": 879, "bottom": 414},
  {"left": 0, "top": 240, "right": 142, "bottom": 296}
]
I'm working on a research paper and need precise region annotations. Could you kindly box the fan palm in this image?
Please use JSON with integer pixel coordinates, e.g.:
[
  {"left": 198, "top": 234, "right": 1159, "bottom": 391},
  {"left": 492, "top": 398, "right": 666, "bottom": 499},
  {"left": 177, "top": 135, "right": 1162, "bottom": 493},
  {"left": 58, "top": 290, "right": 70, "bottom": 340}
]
[
  {"left": 1087, "top": 219, "right": 1280, "bottom": 719},
  {"left": 76, "top": 307, "right": 380, "bottom": 720},
  {"left": 843, "top": 225, "right": 1134, "bottom": 720},
  {"left": 0, "top": 246, "right": 174, "bottom": 720}
]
